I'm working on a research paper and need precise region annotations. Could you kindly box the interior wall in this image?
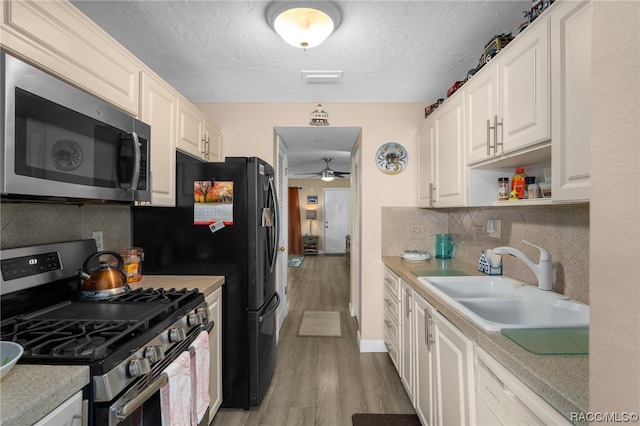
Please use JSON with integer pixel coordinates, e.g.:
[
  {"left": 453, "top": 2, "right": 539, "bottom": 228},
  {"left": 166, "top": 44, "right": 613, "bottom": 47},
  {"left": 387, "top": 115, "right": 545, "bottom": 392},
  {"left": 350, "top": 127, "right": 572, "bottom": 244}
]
[
  {"left": 589, "top": 0, "right": 639, "bottom": 414},
  {"left": 289, "top": 178, "right": 349, "bottom": 253},
  {"left": 0, "top": 202, "right": 132, "bottom": 250},
  {"left": 197, "top": 102, "right": 423, "bottom": 343},
  {"left": 381, "top": 204, "right": 590, "bottom": 304}
]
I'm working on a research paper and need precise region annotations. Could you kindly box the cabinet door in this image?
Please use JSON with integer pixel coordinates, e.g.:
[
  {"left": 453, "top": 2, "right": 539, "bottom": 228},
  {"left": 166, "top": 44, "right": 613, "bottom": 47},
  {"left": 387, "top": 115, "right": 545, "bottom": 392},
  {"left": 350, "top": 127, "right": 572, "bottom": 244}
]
[
  {"left": 140, "top": 72, "right": 177, "bottom": 206},
  {"left": 551, "top": 0, "right": 591, "bottom": 202},
  {"left": 400, "top": 282, "right": 414, "bottom": 403},
  {"left": 417, "top": 120, "right": 434, "bottom": 207},
  {"left": 203, "top": 120, "right": 222, "bottom": 162},
  {"left": 177, "top": 98, "right": 205, "bottom": 159},
  {"left": 33, "top": 391, "right": 83, "bottom": 426},
  {"left": 413, "top": 294, "right": 435, "bottom": 426},
  {"left": 1, "top": 0, "right": 140, "bottom": 115},
  {"left": 433, "top": 96, "right": 467, "bottom": 207},
  {"left": 465, "top": 64, "right": 499, "bottom": 165},
  {"left": 206, "top": 288, "right": 223, "bottom": 420},
  {"left": 498, "top": 19, "right": 550, "bottom": 153},
  {"left": 432, "top": 309, "right": 475, "bottom": 426}
]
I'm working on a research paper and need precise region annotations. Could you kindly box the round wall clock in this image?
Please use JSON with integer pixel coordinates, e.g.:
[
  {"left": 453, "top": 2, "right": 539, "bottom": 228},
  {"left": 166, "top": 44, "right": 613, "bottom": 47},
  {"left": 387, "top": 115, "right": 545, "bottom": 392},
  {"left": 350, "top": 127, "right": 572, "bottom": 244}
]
[{"left": 376, "top": 142, "right": 407, "bottom": 175}]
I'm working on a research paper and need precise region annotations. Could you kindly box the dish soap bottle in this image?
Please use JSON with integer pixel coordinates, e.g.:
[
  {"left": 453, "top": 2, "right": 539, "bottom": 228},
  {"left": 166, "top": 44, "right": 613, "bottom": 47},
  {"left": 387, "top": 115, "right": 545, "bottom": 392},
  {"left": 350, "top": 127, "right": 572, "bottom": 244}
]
[{"left": 511, "top": 168, "right": 527, "bottom": 199}]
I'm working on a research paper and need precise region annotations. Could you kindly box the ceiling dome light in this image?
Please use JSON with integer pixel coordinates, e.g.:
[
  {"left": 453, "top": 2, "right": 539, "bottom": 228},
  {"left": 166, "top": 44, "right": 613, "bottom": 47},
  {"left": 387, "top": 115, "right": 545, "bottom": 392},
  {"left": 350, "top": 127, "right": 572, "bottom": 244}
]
[
  {"left": 321, "top": 170, "right": 335, "bottom": 182},
  {"left": 266, "top": 1, "right": 341, "bottom": 49}
]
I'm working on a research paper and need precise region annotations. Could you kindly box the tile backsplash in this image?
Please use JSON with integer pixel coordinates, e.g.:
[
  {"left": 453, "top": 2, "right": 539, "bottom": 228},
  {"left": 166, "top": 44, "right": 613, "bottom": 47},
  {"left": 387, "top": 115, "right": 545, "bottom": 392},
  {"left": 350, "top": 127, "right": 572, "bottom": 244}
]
[
  {"left": 382, "top": 204, "right": 589, "bottom": 304},
  {"left": 1, "top": 202, "right": 132, "bottom": 250}
]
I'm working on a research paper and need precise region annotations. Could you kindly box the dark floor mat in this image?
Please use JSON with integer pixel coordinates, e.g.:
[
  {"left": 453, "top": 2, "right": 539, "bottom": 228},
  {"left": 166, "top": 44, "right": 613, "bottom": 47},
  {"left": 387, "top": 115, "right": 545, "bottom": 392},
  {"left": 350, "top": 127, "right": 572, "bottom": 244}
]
[{"left": 352, "top": 413, "right": 421, "bottom": 426}]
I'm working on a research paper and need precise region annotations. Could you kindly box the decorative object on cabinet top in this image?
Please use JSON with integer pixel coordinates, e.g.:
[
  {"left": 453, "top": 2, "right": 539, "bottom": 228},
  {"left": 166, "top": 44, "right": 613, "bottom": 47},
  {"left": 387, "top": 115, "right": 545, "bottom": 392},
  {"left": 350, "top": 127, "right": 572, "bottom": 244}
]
[{"left": 376, "top": 142, "right": 408, "bottom": 175}]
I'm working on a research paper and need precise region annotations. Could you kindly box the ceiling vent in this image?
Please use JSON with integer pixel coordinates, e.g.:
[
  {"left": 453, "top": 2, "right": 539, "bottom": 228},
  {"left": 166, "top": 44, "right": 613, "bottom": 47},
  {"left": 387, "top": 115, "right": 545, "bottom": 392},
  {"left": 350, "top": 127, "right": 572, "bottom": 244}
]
[{"left": 301, "top": 70, "right": 343, "bottom": 84}]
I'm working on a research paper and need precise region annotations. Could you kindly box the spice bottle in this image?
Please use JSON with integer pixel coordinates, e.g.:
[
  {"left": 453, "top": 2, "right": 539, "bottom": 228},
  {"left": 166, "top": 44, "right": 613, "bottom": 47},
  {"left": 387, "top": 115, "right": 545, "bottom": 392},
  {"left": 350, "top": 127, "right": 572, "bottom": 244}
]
[
  {"left": 511, "top": 168, "right": 527, "bottom": 199},
  {"left": 524, "top": 176, "right": 536, "bottom": 198},
  {"left": 498, "top": 177, "right": 509, "bottom": 200}
]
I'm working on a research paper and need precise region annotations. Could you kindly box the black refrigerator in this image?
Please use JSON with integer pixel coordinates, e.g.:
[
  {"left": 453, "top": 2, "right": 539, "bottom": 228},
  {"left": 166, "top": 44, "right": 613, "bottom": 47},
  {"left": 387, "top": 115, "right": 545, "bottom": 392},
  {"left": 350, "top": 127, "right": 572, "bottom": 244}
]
[{"left": 133, "top": 151, "right": 280, "bottom": 409}]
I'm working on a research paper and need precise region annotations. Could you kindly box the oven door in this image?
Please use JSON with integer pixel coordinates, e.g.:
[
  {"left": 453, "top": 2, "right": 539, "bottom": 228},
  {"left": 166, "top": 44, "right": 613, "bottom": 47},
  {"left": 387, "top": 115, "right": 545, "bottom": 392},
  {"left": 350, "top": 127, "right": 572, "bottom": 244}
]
[
  {"left": 96, "top": 324, "right": 211, "bottom": 426},
  {"left": 1, "top": 52, "right": 150, "bottom": 202}
]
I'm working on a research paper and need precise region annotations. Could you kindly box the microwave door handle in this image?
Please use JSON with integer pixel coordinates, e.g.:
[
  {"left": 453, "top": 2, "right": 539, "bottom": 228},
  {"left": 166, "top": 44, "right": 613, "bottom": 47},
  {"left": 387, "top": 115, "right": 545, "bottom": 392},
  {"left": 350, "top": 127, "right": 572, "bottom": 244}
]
[{"left": 129, "top": 132, "right": 141, "bottom": 190}]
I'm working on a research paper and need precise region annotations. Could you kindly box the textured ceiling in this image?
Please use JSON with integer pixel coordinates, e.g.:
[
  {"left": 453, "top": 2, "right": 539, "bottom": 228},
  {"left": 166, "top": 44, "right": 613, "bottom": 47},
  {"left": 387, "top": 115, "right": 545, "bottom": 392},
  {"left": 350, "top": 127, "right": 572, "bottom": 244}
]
[{"left": 70, "top": 0, "right": 531, "bottom": 175}]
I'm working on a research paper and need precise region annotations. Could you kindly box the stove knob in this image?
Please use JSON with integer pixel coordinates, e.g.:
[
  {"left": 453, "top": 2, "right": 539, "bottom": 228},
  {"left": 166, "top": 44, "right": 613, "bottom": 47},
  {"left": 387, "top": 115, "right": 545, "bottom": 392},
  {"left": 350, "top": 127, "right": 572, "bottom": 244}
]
[
  {"left": 169, "top": 327, "right": 186, "bottom": 342},
  {"left": 145, "top": 345, "right": 165, "bottom": 364},
  {"left": 188, "top": 312, "right": 204, "bottom": 326},
  {"left": 128, "top": 357, "right": 151, "bottom": 378},
  {"left": 196, "top": 307, "right": 209, "bottom": 320}
]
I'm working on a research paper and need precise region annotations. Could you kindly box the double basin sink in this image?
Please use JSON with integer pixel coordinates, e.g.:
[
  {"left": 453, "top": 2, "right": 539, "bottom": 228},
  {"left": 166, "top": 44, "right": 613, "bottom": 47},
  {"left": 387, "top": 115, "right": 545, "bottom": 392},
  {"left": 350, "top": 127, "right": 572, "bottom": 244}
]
[{"left": 416, "top": 274, "right": 589, "bottom": 332}]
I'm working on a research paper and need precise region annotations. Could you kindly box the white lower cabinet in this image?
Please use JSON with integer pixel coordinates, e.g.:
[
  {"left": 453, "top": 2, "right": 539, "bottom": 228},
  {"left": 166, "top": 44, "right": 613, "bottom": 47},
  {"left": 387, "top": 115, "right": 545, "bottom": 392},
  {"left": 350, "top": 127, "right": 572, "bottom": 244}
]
[
  {"left": 383, "top": 269, "right": 402, "bottom": 371},
  {"left": 33, "top": 391, "right": 84, "bottom": 426},
  {"left": 475, "top": 347, "right": 571, "bottom": 425},
  {"left": 413, "top": 291, "right": 475, "bottom": 426},
  {"left": 400, "top": 280, "right": 414, "bottom": 403},
  {"left": 205, "top": 288, "right": 223, "bottom": 421}
]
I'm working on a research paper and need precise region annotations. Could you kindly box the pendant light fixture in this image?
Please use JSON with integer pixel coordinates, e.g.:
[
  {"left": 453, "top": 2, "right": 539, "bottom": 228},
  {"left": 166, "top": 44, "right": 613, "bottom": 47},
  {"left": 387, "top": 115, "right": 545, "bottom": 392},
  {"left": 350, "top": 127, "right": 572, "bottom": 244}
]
[
  {"left": 309, "top": 104, "right": 329, "bottom": 126},
  {"left": 266, "top": 1, "right": 341, "bottom": 49}
]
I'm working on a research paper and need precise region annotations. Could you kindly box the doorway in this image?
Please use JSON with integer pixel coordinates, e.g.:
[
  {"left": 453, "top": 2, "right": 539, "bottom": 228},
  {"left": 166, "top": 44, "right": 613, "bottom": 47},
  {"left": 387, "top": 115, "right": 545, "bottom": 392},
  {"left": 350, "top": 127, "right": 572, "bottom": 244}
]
[{"left": 323, "top": 188, "right": 351, "bottom": 254}]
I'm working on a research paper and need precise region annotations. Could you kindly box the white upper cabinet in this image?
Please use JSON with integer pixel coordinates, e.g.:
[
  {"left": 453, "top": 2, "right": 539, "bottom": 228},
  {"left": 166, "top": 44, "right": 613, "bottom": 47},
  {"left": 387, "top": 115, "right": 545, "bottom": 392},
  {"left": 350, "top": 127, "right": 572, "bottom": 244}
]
[
  {"left": 417, "top": 94, "right": 467, "bottom": 208},
  {"left": 433, "top": 95, "right": 467, "bottom": 207},
  {"left": 203, "top": 120, "right": 222, "bottom": 163},
  {"left": 417, "top": 119, "right": 435, "bottom": 207},
  {"left": 465, "top": 65, "right": 499, "bottom": 164},
  {"left": 177, "top": 98, "right": 223, "bottom": 163},
  {"left": 140, "top": 72, "right": 178, "bottom": 206},
  {"left": 551, "top": 0, "right": 592, "bottom": 202},
  {"left": 497, "top": 20, "right": 550, "bottom": 154},
  {"left": 1, "top": 0, "right": 140, "bottom": 115},
  {"left": 465, "top": 17, "right": 550, "bottom": 166},
  {"left": 177, "top": 98, "right": 206, "bottom": 159}
]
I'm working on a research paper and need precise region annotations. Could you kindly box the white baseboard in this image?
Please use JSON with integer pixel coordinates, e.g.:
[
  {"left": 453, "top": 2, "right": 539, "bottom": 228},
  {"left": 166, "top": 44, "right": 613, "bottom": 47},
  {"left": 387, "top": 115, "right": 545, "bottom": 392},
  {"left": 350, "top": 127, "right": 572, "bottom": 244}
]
[
  {"left": 359, "top": 339, "right": 387, "bottom": 353},
  {"left": 349, "top": 302, "right": 355, "bottom": 317}
]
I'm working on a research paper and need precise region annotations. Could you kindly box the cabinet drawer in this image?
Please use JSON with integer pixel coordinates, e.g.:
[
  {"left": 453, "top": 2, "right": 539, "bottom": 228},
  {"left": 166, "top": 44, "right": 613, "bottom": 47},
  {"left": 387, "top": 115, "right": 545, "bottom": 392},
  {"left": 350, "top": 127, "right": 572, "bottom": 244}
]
[
  {"left": 383, "top": 286, "right": 401, "bottom": 323},
  {"left": 384, "top": 268, "right": 401, "bottom": 299},
  {"left": 384, "top": 307, "right": 400, "bottom": 346},
  {"left": 475, "top": 347, "right": 571, "bottom": 425},
  {"left": 384, "top": 324, "right": 400, "bottom": 371}
]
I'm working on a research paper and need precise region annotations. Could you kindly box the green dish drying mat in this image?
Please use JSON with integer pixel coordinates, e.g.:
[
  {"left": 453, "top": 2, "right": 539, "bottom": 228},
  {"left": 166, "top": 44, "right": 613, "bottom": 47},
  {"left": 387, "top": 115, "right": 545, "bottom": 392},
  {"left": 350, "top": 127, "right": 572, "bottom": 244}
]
[{"left": 501, "top": 328, "right": 589, "bottom": 355}]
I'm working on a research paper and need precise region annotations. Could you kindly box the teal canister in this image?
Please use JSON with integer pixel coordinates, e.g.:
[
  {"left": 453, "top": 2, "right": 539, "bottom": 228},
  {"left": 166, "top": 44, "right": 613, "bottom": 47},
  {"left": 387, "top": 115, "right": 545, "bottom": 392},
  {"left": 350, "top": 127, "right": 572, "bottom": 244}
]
[{"left": 435, "top": 234, "right": 454, "bottom": 259}]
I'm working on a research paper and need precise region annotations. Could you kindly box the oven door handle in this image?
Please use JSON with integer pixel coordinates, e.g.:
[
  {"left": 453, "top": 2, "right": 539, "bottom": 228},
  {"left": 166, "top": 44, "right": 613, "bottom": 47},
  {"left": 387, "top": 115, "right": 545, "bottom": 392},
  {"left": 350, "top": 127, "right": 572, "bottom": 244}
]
[{"left": 114, "top": 372, "right": 168, "bottom": 420}]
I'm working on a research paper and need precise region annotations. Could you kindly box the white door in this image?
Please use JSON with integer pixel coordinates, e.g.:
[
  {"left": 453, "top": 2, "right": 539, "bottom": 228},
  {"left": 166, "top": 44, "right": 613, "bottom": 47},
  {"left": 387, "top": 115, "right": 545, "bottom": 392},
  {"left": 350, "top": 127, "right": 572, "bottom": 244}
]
[
  {"left": 323, "top": 188, "right": 351, "bottom": 254},
  {"left": 352, "top": 148, "right": 361, "bottom": 322},
  {"left": 275, "top": 137, "right": 289, "bottom": 334}
]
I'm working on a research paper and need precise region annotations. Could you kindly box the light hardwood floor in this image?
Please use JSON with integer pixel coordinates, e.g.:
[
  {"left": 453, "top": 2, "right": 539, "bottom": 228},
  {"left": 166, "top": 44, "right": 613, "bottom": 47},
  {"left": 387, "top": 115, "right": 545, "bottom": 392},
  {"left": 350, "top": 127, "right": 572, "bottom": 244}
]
[{"left": 211, "top": 255, "right": 415, "bottom": 426}]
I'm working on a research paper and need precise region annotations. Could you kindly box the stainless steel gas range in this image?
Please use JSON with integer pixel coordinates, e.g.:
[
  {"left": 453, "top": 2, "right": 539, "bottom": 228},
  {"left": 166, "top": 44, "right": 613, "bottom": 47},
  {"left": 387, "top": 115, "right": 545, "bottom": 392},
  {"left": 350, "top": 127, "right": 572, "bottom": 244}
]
[{"left": 0, "top": 240, "right": 212, "bottom": 426}]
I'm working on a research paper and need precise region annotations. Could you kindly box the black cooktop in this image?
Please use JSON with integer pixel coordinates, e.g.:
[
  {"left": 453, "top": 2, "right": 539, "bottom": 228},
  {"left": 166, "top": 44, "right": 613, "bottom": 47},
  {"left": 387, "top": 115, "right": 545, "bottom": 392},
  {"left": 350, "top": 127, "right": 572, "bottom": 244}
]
[{"left": 0, "top": 287, "right": 203, "bottom": 366}]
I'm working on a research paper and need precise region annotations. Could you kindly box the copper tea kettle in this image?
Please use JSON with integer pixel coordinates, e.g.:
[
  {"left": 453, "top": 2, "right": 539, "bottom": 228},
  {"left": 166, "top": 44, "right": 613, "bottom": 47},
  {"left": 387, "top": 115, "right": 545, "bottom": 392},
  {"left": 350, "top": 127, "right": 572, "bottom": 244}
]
[{"left": 76, "top": 251, "right": 130, "bottom": 300}]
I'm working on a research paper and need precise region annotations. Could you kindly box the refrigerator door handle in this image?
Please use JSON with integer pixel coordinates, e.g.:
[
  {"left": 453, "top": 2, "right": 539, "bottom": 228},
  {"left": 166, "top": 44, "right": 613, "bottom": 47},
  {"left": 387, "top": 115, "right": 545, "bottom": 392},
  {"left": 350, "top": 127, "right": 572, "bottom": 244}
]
[
  {"left": 259, "top": 292, "right": 280, "bottom": 323},
  {"left": 268, "top": 176, "right": 280, "bottom": 273}
]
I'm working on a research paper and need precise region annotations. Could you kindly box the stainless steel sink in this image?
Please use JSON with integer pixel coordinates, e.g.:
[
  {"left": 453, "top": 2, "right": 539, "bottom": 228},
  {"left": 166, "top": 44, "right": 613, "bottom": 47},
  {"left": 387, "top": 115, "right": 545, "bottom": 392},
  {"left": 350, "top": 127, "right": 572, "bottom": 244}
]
[{"left": 417, "top": 276, "right": 589, "bottom": 332}]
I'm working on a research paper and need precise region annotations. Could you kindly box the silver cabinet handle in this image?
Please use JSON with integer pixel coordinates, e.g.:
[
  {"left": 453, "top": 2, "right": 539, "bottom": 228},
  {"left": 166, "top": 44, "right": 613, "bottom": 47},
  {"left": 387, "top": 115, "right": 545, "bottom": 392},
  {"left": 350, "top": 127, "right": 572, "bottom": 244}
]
[{"left": 427, "top": 313, "right": 435, "bottom": 349}]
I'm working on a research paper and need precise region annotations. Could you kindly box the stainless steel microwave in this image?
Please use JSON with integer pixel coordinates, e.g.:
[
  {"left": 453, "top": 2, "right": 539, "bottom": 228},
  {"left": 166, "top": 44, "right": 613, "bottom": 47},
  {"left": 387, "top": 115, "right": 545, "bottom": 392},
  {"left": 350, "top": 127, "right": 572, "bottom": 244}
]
[{"left": 1, "top": 52, "right": 150, "bottom": 203}]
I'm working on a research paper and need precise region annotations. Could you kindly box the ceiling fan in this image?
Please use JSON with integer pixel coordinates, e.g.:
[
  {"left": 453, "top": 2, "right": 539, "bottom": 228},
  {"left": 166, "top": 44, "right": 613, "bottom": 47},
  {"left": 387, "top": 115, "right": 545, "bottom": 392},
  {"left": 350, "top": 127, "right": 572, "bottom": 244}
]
[{"left": 297, "top": 158, "right": 350, "bottom": 181}]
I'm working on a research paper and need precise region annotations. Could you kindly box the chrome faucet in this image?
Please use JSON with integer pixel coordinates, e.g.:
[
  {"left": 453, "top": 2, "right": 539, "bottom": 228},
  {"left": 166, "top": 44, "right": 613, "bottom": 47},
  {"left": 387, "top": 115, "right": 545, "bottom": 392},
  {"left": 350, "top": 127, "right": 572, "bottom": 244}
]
[{"left": 493, "top": 240, "right": 553, "bottom": 291}]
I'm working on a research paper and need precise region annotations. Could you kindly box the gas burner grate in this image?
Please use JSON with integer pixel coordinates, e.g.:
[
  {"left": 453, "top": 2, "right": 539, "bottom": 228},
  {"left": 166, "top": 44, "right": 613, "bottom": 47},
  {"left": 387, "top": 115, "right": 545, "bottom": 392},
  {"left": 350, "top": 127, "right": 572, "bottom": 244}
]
[{"left": 2, "top": 318, "right": 146, "bottom": 361}]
